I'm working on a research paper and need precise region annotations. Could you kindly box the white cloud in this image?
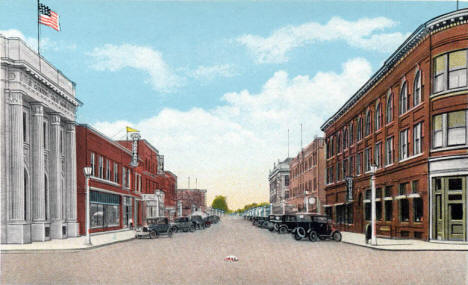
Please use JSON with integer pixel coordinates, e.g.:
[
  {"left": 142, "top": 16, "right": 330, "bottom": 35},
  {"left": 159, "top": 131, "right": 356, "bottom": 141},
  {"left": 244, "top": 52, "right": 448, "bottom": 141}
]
[
  {"left": 189, "top": 64, "right": 237, "bottom": 81},
  {"left": 0, "top": 29, "right": 76, "bottom": 52},
  {"left": 89, "top": 44, "right": 182, "bottom": 93},
  {"left": 237, "top": 17, "right": 410, "bottom": 64},
  {"left": 92, "top": 57, "right": 372, "bottom": 208}
]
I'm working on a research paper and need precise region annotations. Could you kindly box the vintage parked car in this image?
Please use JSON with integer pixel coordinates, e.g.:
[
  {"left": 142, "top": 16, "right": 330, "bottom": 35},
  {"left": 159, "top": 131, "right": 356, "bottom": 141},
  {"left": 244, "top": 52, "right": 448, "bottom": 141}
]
[
  {"left": 173, "top": 216, "right": 196, "bottom": 233},
  {"left": 208, "top": 215, "right": 220, "bottom": 224},
  {"left": 265, "top": 215, "right": 279, "bottom": 231},
  {"left": 252, "top": 216, "right": 266, "bottom": 227},
  {"left": 272, "top": 214, "right": 298, "bottom": 234},
  {"left": 135, "top": 217, "right": 176, "bottom": 239},
  {"left": 292, "top": 214, "right": 342, "bottom": 242},
  {"left": 191, "top": 215, "right": 207, "bottom": 230}
]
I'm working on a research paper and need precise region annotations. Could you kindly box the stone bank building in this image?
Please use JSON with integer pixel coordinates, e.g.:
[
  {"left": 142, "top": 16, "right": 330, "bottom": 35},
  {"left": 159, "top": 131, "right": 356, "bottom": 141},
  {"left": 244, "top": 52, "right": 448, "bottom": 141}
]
[
  {"left": 0, "top": 35, "right": 80, "bottom": 243},
  {"left": 321, "top": 9, "right": 468, "bottom": 241}
]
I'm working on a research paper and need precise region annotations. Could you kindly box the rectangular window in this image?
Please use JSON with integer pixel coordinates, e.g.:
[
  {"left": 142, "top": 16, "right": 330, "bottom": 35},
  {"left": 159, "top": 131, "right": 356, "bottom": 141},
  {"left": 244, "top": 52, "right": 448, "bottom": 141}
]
[
  {"left": 343, "top": 158, "right": 347, "bottom": 178},
  {"left": 399, "top": 199, "right": 409, "bottom": 222},
  {"left": 365, "top": 148, "right": 371, "bottom": 172},
  {"left": 432, "top": 114, "right": 443, "bottom": 148},
  {"left": 336, "top": 162, "right": 341, "bottom": 181},
  {"left": 399, "top": 182, "right": 408, "bottom": 195},
  {"left": 399, "top": 129, "right": 408, "bottom": 160},
  {"left": 285, "top": 175, "right": 289, "bottom": 186},
  {"left": 376, "top": 201, "right": 382, "bottom": 221},
  {"left": 385, "top": 200, "right": 393, "bottom": 221},
  {"left": 127, "top": 169, "right": 131, "bottom": 189},
  {"left": 413, "top": 198, "right": 423, "bottom": 222},
  {"left": 356, "top": 153, "right": 361, "bottom": 175},
  {"left": 448, "top": 50, "right": 467, "bottom": 89},
  {"left": 106, "top": 160, "right": 110, "bottom": 180},
  {"left": 113, "top": 163, "right": 119, "bottom": 183},
  {"left": 433, "top": 54, "right": 446, "bottom": 93},
  {"left": 447, "top": 110, "right": 466, "bottom": 146},
  {"left": 349, "top": 156, "right": 354, "bottom": 177},
  {"left": 365, "top": 202, "right": 371, "bottom": 221},
  {"left": 98, "top": 156, "right": 103, "bottom": 178},
  {"left": 90, "top": 152, "right": 95, "bottom": 176},
  {"left": 385, "top": 186, "right": 393, "bottom": 197},
  {"left": 122, "top": 167, "right": 127, "bottom": 188},
  {"left": 375, "top": 142, "right": 382, "bottom": 168},
  {"left": 385, "top": 136, "right": 394, "bottom": 165},
  {"left": 346, "top": 204, "right": 353, "bottom": 224},
  {"left": 413, "top": 122, "right": 423, "bottom": 155}
]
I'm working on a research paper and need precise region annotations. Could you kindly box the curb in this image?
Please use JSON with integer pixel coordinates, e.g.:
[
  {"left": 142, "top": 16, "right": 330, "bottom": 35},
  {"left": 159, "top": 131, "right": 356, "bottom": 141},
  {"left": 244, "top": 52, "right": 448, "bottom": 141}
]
[
  {"left": 0, "top": 237, "right": 136, "bottom": 254},
  {"left": 341, "top": 240, "right": 468, "bottom": 252}
]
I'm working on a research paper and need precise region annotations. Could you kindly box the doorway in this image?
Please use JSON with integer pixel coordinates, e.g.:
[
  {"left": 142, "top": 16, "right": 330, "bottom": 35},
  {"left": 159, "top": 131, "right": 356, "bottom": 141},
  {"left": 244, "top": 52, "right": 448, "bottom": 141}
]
[{"left": 432, "top": 176, "right": 466, "bottom": 241}]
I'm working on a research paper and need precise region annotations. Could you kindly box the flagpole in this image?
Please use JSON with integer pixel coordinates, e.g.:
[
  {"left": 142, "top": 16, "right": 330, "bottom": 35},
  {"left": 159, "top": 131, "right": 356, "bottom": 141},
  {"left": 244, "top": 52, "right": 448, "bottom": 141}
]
[{"left": 37, "top": 0, "right": 41, "bottom": 71}]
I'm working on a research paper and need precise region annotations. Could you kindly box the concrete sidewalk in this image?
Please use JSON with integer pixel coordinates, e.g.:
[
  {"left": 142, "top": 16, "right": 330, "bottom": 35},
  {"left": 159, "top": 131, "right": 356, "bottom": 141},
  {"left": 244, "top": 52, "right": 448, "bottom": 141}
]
[
  {"left": 0, "top": 229, "right": 135, "bottom": 253},
  {"left": 341, "top": 231, "right": 468, "bottom": 251}
]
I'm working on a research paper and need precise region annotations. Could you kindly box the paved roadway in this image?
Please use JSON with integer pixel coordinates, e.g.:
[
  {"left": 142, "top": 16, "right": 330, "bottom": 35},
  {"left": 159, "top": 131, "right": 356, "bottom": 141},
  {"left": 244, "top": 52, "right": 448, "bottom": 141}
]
[{"left": 1, "top": 217, "right": 466, "bottom": 285}]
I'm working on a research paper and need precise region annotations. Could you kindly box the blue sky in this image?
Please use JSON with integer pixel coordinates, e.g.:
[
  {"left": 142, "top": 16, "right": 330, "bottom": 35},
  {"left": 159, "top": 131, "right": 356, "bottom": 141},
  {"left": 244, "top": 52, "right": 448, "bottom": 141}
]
[{"left": 1, "top": 1, "right": 466, "bottom": 208}]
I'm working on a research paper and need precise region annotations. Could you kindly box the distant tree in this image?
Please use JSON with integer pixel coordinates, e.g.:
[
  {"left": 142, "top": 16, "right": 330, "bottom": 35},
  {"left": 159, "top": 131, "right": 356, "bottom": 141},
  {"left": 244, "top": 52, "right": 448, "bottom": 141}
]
[{"left": 211, "top": 195, "right": 229, "bottom": 212}]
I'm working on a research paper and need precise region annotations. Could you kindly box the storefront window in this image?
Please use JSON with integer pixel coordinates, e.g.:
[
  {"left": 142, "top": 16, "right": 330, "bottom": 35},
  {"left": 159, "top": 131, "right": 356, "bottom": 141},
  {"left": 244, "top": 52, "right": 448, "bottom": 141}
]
[
  {"left": 385, "top": 200, "right": 393, "bottom": 221},
  {"left": 346, "top": 204, "right": 353, "bottom": 224},
  {"left": 376, "top": 201, "right": 382, "bottom": 220},
  {"left": 399, "top": 199, "right": 409, "bottom": 222},
  {"left": 365, "top": 203, "right": 371, "bottom": 221},
  {"left": 413, "top": 198, "right": 423, "bottom": 222}
]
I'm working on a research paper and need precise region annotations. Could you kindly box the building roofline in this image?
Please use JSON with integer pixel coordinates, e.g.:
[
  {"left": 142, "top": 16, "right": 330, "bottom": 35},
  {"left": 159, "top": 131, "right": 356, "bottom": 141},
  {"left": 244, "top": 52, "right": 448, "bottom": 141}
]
[
  {"left": 320, "top": 8, "right": 468, "bottom": 132},
  {"left": 77, "top": 123, "right": 135, "bottom": 157}
]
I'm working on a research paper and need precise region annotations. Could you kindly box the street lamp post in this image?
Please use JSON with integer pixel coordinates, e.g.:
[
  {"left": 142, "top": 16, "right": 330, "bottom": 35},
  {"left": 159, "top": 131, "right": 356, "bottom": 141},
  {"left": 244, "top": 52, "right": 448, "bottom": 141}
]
[
  {"left": 83, "top": 167, "right": 93, "bottom": 245},
  {"left": 370, "top": 165, "right": 377, "bottom": 246}
]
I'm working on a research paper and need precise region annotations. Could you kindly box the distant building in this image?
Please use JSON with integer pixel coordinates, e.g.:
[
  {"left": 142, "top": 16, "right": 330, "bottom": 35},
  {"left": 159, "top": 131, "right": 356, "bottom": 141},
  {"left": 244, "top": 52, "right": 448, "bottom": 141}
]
[
  {"left": 268, "top": 158, "right": 291, "bottom": 214},
  {"left": 289, "top": 138, "right": 326, "bottom": 213},
  {"left": 176, "top": 188, "right": 207, "bottom": 216},
  {"left": 0, "top": 35, "right": 81, "bottom": 243}
]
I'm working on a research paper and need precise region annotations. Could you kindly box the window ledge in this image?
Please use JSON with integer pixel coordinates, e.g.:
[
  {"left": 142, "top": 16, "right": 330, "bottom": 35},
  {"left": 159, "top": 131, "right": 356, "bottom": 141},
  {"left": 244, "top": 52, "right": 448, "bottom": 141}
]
[
  {"left": 395, "top": 195, "right": 407, "bottom": 200},
  {"left": 384, "top": 163, "right": 394, "bottom": 168},
  {"left": 431, "top": 86, "right": 468, "bottom": 99},
  {"left": 431, "top": 145, "right": 468, "bottom": 153},
  {"left": 91, "top": 176, "right": 121, "bottom": 187},
  {"left": 398, "top": 152, "right": 424, "bottom": 163},
  {"left": 408, "top": 193, "right": 421, "bottom": 198},
  {"left": 383, "top": 197, "right": 393, "bottom": 201}
]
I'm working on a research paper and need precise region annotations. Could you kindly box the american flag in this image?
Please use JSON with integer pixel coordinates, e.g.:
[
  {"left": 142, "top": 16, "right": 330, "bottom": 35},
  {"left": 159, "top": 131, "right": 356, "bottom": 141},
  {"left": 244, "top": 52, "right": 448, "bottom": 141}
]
[{"left": 38, "top": 3, "right": 60, "bottom": 31}]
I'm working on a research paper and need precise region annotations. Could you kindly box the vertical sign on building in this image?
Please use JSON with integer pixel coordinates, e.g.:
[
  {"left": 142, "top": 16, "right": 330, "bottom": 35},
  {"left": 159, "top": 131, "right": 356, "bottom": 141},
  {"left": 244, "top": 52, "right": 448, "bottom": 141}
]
[
  {"left": 345, "top": 177, "right": 353, "bottom": 201},
  {"left": 130, "top": 133, "right": 141, "bottom": 167}
]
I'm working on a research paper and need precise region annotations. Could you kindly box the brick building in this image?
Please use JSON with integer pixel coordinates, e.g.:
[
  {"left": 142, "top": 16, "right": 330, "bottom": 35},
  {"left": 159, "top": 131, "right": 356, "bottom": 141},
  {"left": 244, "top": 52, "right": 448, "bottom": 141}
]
[
  {"left": 288, "top": 138, "right": 326, "bottom": 213},
  {"left": 320, "top": 9, "right": 468, "bottom": 241},
  {"left": 76, "top": 125, "right": 178, "bottom": 235},
  {"left": 176, "top": 188, "right": 207, "bottom": 217}
]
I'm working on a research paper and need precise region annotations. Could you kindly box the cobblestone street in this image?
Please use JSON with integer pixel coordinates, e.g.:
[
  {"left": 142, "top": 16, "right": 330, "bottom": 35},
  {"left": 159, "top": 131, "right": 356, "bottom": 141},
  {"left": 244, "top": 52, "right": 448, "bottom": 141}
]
[{"left": 1, "top": 217, "right": 466, "bottom": 285}]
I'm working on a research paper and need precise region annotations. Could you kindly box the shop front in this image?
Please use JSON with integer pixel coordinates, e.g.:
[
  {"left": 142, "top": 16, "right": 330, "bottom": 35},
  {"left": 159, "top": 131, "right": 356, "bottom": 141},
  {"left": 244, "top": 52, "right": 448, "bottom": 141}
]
[{"left": 89, "top": 190, "right": 120, "bottom": 233}]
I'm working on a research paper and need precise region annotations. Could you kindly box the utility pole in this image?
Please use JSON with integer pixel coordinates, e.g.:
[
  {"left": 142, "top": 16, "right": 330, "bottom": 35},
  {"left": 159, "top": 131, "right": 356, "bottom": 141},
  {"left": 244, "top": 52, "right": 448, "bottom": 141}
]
[{"left": 370, "top": 165, "right": 377, "bottom": 246}]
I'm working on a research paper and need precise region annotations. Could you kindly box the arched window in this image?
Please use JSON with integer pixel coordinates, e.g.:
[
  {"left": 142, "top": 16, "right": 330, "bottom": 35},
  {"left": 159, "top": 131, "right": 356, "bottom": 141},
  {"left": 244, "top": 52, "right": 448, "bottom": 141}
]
[
  {"left": 357, "top": 117, "right": 362, "bottom": 141},
  {"left": 386, "top": 91, "right": 393, "bottom": 123},
  {"left": 349, "top": 122, "right": 354, "bottom": 145},
  {"left": 375, "top": 101, "right": 382, "bottom": 130},
  {"left": 399, "top": 81, "right": 408, "bottom": 114},
  {"left": 343, "top": 128, "right": 348, "bottom": 149},
  {"left": 365, "top": 109, "right": 371, "bottom": 136},
  {"left": 413, "top": 71, "right": 422, "bottom": 106}
]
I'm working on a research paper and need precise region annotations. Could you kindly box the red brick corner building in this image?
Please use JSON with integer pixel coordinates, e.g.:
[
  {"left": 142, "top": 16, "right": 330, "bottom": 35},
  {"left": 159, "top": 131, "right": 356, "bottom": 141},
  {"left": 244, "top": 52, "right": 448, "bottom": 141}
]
[
  {"left": 76, "top": 125, "right": 177, "bottom": 235},
  {"left": 321, "top": 9, "right": 468, "bottom": 242}
]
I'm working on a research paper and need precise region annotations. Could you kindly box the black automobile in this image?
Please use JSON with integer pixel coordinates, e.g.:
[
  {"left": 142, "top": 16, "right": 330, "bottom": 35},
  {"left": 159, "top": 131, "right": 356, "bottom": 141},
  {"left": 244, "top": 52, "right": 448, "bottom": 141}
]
[
  {"left": 207, "top": 215, "right": 220, "bottom": 225},
  {"left": 135, "top": 217, "right": 175, "bottom": 239},
  {"left": 252, "top": 216, "right": 266, "bottom": 227},
  {"left": 173, "top": 216, "right": 196, "bottom": 233},
  {"left": 272, "top": 214, "right": 297, "bottom": 234},
  {"left": 292, "top": 214, "right": 342, "bottom": 242},
  {"left": 191, "top": 215, "right": 207, "bottom": 230}
]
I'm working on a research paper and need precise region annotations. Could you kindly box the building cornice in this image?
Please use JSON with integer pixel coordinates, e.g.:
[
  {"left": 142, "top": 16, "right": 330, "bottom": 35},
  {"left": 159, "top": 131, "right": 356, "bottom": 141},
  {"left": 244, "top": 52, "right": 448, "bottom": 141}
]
[{"left": 320, "top": 8, "right": 468, "bottom": 132}]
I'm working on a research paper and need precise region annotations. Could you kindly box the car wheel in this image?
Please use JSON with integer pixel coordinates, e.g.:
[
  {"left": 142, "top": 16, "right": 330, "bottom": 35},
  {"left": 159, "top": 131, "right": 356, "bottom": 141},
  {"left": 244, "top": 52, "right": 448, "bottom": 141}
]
[
  {"left": 293, "top": 233, "right": 302, "bottom": 241},
  {"left": 296, "top": 227, "right": 306, "bottom": 238},
  {"left": 308, "top": 231, "right": 318, "bottom": 242},
  {"left": 333, "top": 231, "right": 342, "bottom": 242},
  {"left": 274, "top": 224, "right": 279, "bottom": 232},
  {"left": 268, "top": 226, "right": 274, "bottom": 232},
  {"left": 279, "top": 226, "right": 288, "bottom": 234},
  {"left": 149, "top": 231, "right": 157, "bottom": 239}
]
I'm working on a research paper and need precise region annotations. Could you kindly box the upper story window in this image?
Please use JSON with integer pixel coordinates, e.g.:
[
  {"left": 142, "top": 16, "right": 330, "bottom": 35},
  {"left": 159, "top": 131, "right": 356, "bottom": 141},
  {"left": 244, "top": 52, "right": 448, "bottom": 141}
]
[
  {"left": 98, "top": 156, "right": 103, "bottom": 178},
  {"left": 375, "top": 142, "right": 382, "bottom": 168},
  {"left": 385, "top": 136, "right": 394, "bottom": 166},
  {"left": 90, "top": 152, "right": 95, "bottom": 176},
  {"left": 386, "top": 91, "right": 393, "bottom": 123},
  {"left": 365, "top": 109, "right": 371, "bottom": 136},
  {"left": 337, "top": 133, "right": 342, "bottom": 154},
  {"left": 399, "top": 81, "right": 408, "bottom": 115},
  {"left": 357, "top": 117, "right": 363, "bottom": 141},
  {"left": 375, "top": 101, "right": 382, "bottom": 131},
  {"left": 399, "top": 129, "right": 409, "bottom": 160},
  {"left": 432, "top": 110, "right": 468, "bottom": 149},
  {"left": 433, "top": 50, "right": 468, "bottom": 93},
  {"left": 413, "top": 70, "right": 422, "bottom": 106},
  {"left": 356, "top": 152, "right": 362, "bottom": 175},
  {"left": 349, "top": 122, "right": 354, "bottom": 145},
  {"left": 364, "top": 148, "right": 372, "bottom": 172},
  {"left": 113, "top": 162, "right": 119, "bottom": 183},
  {"left": 413, "top": 122, "right": 423, "bottom": 155},
  {"left": 106, "top": 159, "right": 110, "bottom": 180},
  {"left": 343, "top": 129, "right": 348, "bottom": 149}
]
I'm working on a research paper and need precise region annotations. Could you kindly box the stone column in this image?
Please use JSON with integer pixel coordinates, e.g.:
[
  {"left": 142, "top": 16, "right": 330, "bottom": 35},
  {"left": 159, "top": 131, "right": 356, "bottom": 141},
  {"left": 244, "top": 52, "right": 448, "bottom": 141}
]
[
  {"left": 49, "top": 113, "right": 64, "bottom": 239},
  {"left": 31, "top": 103, "right": 47, "bottom": 241},
  {"left": 65, "top": 122, "right": 79, "bottom": 237},
  {"left": 6, "top": 92, "right": 30, "bottom": 243}
]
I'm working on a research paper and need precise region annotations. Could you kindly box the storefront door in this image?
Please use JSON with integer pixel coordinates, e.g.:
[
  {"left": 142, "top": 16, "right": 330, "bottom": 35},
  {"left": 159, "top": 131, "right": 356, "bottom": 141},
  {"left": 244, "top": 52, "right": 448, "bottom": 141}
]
[{"left": 432, "top": 176, "right": 466, "bottom": 241}]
